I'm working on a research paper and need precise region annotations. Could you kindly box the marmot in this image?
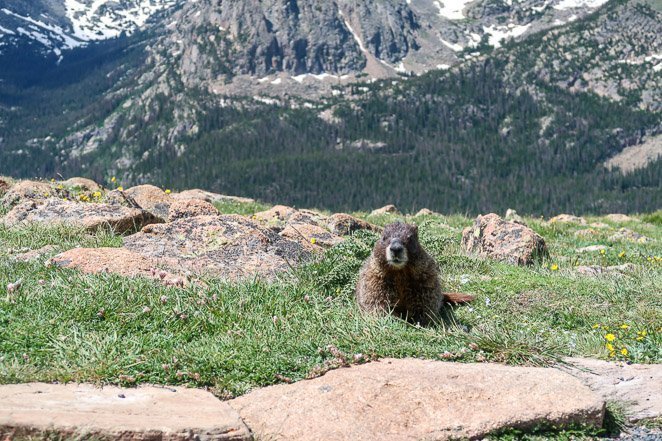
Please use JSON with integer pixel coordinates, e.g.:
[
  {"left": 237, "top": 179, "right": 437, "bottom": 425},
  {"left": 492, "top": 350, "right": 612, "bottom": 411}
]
[{"left": 355, "top": 222, "right": 473, "bottom": 326}]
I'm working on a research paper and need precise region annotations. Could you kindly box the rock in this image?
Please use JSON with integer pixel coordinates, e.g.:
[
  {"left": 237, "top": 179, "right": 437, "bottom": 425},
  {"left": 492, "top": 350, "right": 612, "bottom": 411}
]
[
  {"left": 0, "top": 176, "right": 12, "bottom": 196},
  {"left": 62, "top": 177, "right": 102, "bottom": 192},
  {"left": 562, "top": 358, "right": 662, "bottom": 422},
  {"left": 608, "top": 228, "right": 650, "bottom": 243},
  {"left": 2, "top": 199, "right": 159, "bottom": 234},
  {"left": 574, "top": 228, "right": 601, "bottom": 238},
  {"left": 229, "top": 358, "right": 604, "bottom": 441},
  {"left": 576, "top": 245, "right": 609, "bottom": 253},
  {"left": 0, "top": 383, "right": 251, "bottom": 441},
  {"left": 605, "top": 213, "right": 638, "bottom": 223},
  {"left": 124, "top": 184, "right": 172, "bottom": 221},
  {"left": 49, "top": 248, "right": 182, "bottom": 284},
  {"left": 123, "top": 215, "right": 313, "bottom": 280},
  {"left": 173, "top": 189, "right": 255, "bottom": 204},
  {"left": 168, "top": 199, "right": 220, "bottom": 222},
  {"left": 461, "top": 213, "right": 548, "bottom": 265},
  {"left": 549, "top": 214, "right": 587, "bottom": 225},
  {"left": 505, "top": 208, "right": 525, "bottom": 224},
  {"left": 326, "top": 213, "right": 381, "bottom": 236},
  {"left": 415, "top": 208, "right": 435, "bottom": 217},
  {"left": 370, "top": 204, "right": 400, "bottom": 216},
  {"left": 13, "top": 245, "right": 58, "bottom": 262},
  {"left": 280, "top": 223, "right": 344, "bottom": 249},
  {"left": 0, "top": 180, "right": 56, "bottom": 207},
  {"left": 576, "top": 263, "right": 636, "bottom": 276},
  {"left": 589, "top": 222, "right": 610, "bottom": 229},
  {"left": 253, "top": 205, "right": 326, "bottom": 230}
]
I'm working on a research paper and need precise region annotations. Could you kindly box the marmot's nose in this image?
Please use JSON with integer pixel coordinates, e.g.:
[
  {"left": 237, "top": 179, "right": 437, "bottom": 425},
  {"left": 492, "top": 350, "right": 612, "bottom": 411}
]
[{"left": 390, "top": 241, "right": 404, "bottom": 254}]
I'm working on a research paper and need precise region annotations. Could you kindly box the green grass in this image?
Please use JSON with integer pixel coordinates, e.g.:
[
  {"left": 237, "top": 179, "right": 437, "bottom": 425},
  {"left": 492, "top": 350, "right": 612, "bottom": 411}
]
[{"left": 0, "top": 205, "right": 660, "bottom": 403}]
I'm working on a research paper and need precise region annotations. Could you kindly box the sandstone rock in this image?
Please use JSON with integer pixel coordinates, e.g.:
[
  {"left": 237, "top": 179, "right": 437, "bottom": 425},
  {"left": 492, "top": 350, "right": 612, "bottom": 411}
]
[
  {"left": 0, "top": 383, "right": 251, "bottom": 441},
  {"left": 103, "top": 189, "right": 141, "bottom": 208},
  {"left": 123, "top": 215, "right": 312, "bottom": 280},
  {"left": 549, "top": 214, "right": 587, "bottom": 225},
  {"left": 505, "top": 208, "right": 525, "bottom": 224},
  {"left": 1, "top": 180, "right": 56, "bottom": 207},
  {"left": 63, "top": 177, "right": 102, "bottom": 192},
  {"left": 608, "top": 228, "right": 650, "bottom": 243},
  {"left": 253, "top": 205, "right": 299, "bottom": 226},
  {"left": 576, "top": 263, "right": 636, "bottom": 276},
  {"left": 124, "top": 184, "right": 172, "bottom": 221},
  {"left": 563, "top": 358, "right": 662, "bottom": 422},
  {"left": 370, "top": 204, "right": 400, "bottom": 216},
  {"left": 168, "top": 199, "right": 219, "bottom": 222},
  {"left": 461, "top": 213, "right": 548, "bottom": 265},
  {"left": 326, "top": 213, "right": 381, "bottom": 236},
  {"left": 2, "top": 199, "right": 159, "bottom": 234},
  {"left": 173, "top": 189, "right": 255, "bottom": 205},
  {"left": 605, "top": 213, "right": 638, "bottom": 223},
  {"left": 415, "top": 208, "right": 435, "bottom": 217},
  {"left": 49, "top": 248, "right": 182, "bottom": 284},
  {"left": 229, "top": 358, "right": 604, "bottom": 441},
  {"left": 13, "top": 245, "right": 58, "bottom": 262},
  {"left": 576, "top": 245, "right": 609, "bottom": 253},
  {"left": 280, "top": 223, "right": 344, "bottom": 249}
]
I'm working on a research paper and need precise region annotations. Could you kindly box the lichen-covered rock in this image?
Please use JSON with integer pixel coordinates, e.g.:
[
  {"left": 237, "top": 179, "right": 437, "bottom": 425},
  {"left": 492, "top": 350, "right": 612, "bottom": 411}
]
[
  {"left": 549, "top": 214, "right": 587, "bottom": 225},
  {"left": 576, "top": 245, "right": 608, "bottom": 253},
  {"left": 0, "top": 176, "right": 12, "bottom": 196},
  {"left": 62, "top": 177, "right": 102, "bottom": 192},
  {"left": 370, "top": 204, "right": 400, "bottom": 216},
  {"left": 167, "top": 199, "right": 219, "bottom": 222},
  {"left": 123, "top": 215, "right": 313, "bottom": 280},
  {"left": 574, "top": 228, "right": 601, "bottom": 238},
  {"left": 0, "top": 181, "right": 57, "bottom": 207},
  {"left": 2, "top": 199, "right": 158, "bottom": 234},
  {"left": 462, "top": 213, "right": 548, "bottom": 265},
  {"left": 253, "top": 205, "right": 326, "bottom": 230},
  {"left": 124, "top": 184, "right": 172, "bottom": 222},
  {"left": 576, "top": 264, "right": 636, "bottom": 276},
  {"left": 326, "top": 213, "right": 381, "bottom": 236},
  {"left": 172, "top": 189, "right": 255, "bottom": 204},
  {"left": 280, "top": 223, "right": 344, "bottom": 250},
  {"left": 608, "top": 228, "right": 650, "bottom": 243},
  {"left": 605, "top": 214, "right": 638, "bottom": 223},
  {"left": 415, "top": 208, "right": 435, "bottom": 217}
]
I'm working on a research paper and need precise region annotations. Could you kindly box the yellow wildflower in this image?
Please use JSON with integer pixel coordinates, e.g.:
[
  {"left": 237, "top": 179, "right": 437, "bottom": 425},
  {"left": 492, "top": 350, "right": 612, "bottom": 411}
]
[
  {"left": 609, "top": 351, "right": 616, "bottom": 358},
  {"left": 592, "top": 324, "right": 600, "bottom": 329},
  {"left": 165, "top": 189, "right": 171, "bottom": 195},
  {"left": 605, "top": 333, "right": 616, "bottom": 342},
  {"left": 618, "top": 251, "right": 625, "bottom": 258},
  {"left": 606, "top": 343, "right": 614, "bottom": 352},
  {"left": 600, "top": 249, "right": 606, "bottom": 255},
  {"left": 310, "top": 238, "right": 317, "bottom": 245},
  {"left": 621, "top": 348, "right": 628, "bottom": 356},
  {"left": 111, "top": 176, "right": 117, "bottom": 183},
  {"left": 620, "top": 324, "right": 629, "bottom": 330},
  {"left": 117, "top": 186, "right": 124, "bottom": 191},
  {"left": 639, "top": 330, "right": 648, "bottom": 337},
  {"left": 550, "top": 264, "right": 559, "bottom": 271}
]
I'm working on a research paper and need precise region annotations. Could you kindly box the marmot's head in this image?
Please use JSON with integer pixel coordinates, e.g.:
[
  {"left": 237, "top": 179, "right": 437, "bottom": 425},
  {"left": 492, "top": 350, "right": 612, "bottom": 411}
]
[{"left": 376, "top": 222, "right": 421, "bottom": 270}]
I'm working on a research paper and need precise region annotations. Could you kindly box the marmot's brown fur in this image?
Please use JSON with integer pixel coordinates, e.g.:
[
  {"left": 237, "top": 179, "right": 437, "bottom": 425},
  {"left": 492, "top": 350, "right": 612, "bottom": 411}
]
[{"left": 355, "top": 222, "right": 473, "bottom": 326}]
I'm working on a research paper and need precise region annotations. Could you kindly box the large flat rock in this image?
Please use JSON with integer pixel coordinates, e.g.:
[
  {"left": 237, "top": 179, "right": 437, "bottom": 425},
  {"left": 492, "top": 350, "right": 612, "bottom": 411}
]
[
  {"left": 562, "top": 358, "right": 662, "bottom": 422},
  {"left": 0, "top": 383, "right": 251, "bottom": 441},
  {"left": 229, "top": 358, "right": 605, "bottom": 441}
]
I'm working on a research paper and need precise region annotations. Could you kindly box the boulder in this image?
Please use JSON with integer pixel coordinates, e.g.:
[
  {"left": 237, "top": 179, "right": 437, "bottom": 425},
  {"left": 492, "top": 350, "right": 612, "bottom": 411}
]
[
  {"left": 62, "top": 177, "right": 102, "bottom": 192},
  {"left": 123, "top": 215, "right": 313, "bottom": 280},
  {"left": 0, "top": 383, "right": 251, "bottom": 441},
  {"left": 2, "top": 199, "right": 158, "bottom": 234},
  {"left": 124, "top": 184, "right": 172, "bottom": 221},
  {"left": 13, "top": 245, "right": 58, "bottom": 262},
  {"left": 0, "top": 176, "right": 12, "bottom": 196},
  {"left": 415, "top": 208, "right": 435, "bottom": 217},
  {"left": 103, "top": 189, "right": 141, "bottom": 208},
  {"left": 608, "top": 228, "right": 650, "bottom": 243},
  {"left": 49, "top": 248, "right": 184, "bottom": 285},
  {"left": 576, "top": 263, "right": 636, "bottom": 276},
  {"left": 172, "top": 189, "right": 255, "bottom": 204},
  {"left": 605, "top": 214, "right": 638, "bottom": 223},
  {"left": 589, "top": 222, "right": 610, "bottom": 229},
  {"left": 229, "top": 358, "right": 604, "bottom": 441},
  {"left": 326, "top": 213, "right": 381, "bottom": 236},
  {"left": 1, "top": 180, "right": 56, "bottom": 207},
  {"left": 280, "top": 223, "right": 344, "bottom": 249},
  {"left": 168, "top": 199, "right": 219, "bottom": 222},
  {"left": 461, "top": 213, "right": 548, "bottom": 265},
  {"left": 370, "top": 204, "right": 400, "bottom": 216},
  {"left": 562, "top": 358, "right": 662, "bottom": 422},
  {"left": 253, "top": 205, "right": 326, "bottom": 229},
  {"left": 549, "top": 214, "right": 587, "bottom": 225},
  {"left": 574, "top": 228, "right": 601, "bottom": 238},
  {"left": 576, "top": 245, "right": 608, "bottom": 253}
]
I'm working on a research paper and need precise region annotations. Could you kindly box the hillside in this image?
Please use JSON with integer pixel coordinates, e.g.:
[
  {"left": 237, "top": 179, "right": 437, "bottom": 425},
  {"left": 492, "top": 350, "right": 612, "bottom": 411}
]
[{"left": 0, "top": 0, "right": 660, "bottom": 216}]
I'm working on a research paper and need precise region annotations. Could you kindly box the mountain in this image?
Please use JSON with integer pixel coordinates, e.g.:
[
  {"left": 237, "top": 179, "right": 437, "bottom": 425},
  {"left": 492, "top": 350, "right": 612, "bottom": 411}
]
[{"left": 0, "top": 0, "right": 660, "bottom": 215}]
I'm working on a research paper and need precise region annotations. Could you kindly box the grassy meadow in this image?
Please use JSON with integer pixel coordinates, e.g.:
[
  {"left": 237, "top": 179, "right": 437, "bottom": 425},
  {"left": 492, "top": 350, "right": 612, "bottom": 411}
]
[{"left": 0, "top": 200, "right": 660, "bottom": 406}]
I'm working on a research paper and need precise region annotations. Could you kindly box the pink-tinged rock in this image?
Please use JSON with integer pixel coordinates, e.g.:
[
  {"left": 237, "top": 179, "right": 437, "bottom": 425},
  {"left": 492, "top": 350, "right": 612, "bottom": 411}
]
[
  {"left": 123, "top": 214, "right": 313, "bottom": 280},
  {"left": 280, "top": 223, "right": 344, "bottom": 249},
  {"left": 461, "top": 213, "right": 548, "bottom": 265},
  {"left": 562, "top": 358, "right": 662, "bottom": 422},
  {"left": 2, "top": 199, "right": 159, "bottom": 234},
  {"left": 576, "top": 263, "right": 636, "bottom": 276},
  {"left": 172, "top": 189, "right": 255, "bottom": 204},
  {"left": 605, "top": 213, "right": 638, "bottom": 223},
  {"left": 62, "top": 177, "right": 102, "bottom": 192},
  {"left": 326, "top": 213, "right": 381, "bottom": 236},
  {"left": 549, "top": 214, "right": 587, "bottom": 225},
  {"left": 124, "top": 184, "right": 172, "bottom": 221},
  {"left": 229, "top": 358, "right": 604, "bottom": 441},
  {"left": 168, "top": 199, "right": 220, "bottom": 222},
  {"left": 0, "top": 383, "right": 251, "bottom": 441},
  {"left": 0, "top": 176, "right": 12, "bottom": 196},
  {"left": 0, "top": 180, "right": 56, "bottom": 207}
]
